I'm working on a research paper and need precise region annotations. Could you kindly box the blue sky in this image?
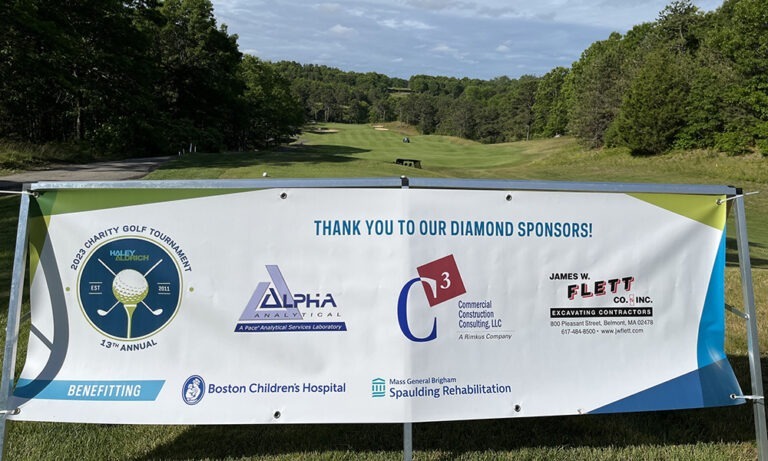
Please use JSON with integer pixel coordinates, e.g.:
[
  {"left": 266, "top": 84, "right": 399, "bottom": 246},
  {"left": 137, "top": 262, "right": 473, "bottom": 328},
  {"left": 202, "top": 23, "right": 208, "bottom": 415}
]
[{"left": 210, "top": 0, "right": 723, "bottom": 80}]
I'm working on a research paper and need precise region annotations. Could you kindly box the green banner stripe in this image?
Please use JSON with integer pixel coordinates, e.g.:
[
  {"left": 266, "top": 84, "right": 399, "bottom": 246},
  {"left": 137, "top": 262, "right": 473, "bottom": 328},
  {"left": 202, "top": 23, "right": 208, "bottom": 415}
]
[
  {"left": 27, "top": 214, "right": 49, "bottom": 283},
  {"left": 628, "top": 193, "right": 726, "bottom": 230}
]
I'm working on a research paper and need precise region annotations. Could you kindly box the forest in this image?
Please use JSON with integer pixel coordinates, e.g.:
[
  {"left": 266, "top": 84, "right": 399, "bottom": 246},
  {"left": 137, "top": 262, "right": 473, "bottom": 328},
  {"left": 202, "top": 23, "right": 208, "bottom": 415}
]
[{"left": 1, "top": 0, "right": 767, "bottom": 156}]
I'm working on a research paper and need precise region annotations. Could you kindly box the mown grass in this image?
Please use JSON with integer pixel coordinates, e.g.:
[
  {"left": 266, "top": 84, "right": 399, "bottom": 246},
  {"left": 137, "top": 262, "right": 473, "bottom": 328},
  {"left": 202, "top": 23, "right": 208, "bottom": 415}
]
[
  {"left": 1, "top": 123, "right": 767, "bottom": 460},
  {"left": 151, "top": 123, "right": 768, "bottom": 265}
]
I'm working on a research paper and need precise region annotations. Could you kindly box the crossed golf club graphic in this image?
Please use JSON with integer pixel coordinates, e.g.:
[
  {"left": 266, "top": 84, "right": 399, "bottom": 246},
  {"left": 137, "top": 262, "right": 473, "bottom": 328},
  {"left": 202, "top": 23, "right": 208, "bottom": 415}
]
[{"left": 95, "top": 258, "right": 164, "bottom": 339}]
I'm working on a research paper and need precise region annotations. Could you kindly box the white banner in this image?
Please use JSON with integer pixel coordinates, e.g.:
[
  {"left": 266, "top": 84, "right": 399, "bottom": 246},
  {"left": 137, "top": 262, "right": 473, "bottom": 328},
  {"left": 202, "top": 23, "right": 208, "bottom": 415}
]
[{"left": 10, "top": 187, "right": 743, "bottom": 423}]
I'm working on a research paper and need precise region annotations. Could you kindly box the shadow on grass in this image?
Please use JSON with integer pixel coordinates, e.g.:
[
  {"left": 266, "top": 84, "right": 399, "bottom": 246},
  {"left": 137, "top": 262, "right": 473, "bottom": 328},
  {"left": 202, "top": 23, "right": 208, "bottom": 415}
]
[
  {"left": 154, "top": 145, "right": 371, "bottom": 173},
  {"left": 0, "top": 196, "right": 22, "bottom": 301},
  {"left": 135, "top": 356, "right": 764, "bottom": 460},
  {"left": 726, "top": 237, "right": 768, "bottom": 269}
]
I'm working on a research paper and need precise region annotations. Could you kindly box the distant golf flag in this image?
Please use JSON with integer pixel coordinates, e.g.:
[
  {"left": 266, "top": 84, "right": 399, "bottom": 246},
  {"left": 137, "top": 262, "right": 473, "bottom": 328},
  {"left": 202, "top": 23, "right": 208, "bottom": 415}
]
[{"left": 7, "top": 184, "right": 744, "bottom": 424}]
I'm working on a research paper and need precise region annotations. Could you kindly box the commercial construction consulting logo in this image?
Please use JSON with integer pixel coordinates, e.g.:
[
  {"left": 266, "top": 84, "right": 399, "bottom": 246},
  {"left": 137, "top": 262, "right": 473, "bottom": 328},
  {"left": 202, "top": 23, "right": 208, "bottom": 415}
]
[
  {"left": 397, "top": 254, "right": 466, "bottom": 342},
  {"left": 78, "top": 237, "right": 182, "bottom": 341},
  {"left": 236, "top": 265, "right": 347, "bottom": 333},
  {"left": 182, "top": 375, "right": 205, "bottom": 405}
]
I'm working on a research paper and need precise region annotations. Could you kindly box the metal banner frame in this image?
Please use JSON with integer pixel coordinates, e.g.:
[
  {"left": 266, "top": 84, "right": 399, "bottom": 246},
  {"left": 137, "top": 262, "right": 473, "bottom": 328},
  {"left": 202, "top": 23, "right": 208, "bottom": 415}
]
[{"left": 0, "top": 178, "right": 764, "bottom": 461}]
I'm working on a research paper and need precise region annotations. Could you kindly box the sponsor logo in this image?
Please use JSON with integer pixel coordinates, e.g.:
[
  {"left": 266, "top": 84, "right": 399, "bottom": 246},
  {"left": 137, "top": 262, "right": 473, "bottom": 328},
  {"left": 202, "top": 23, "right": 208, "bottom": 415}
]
[
  {"left": 397, "top": 255, "right": 466, "bottom": 342},
  {"left": 236, "top": 265, "right": 347, "bottom": 333},
  {"left": 371, "top": 378, "right": 386, "bottom": 398},
  {"left": 182, "top": 375, "right": 205, "bottom": 405},
  {"left": 548, "top": 273, "right": 654, "bottom": 319},
  {"left": 375, "top": 376, "right": 512, "bottom": 400},
  {"left": 77, "top": 237, "right": 182, "bottom": 341},
  {"left": 566, "top": 275, "right": 635, "bottom": 300},
  {"left": 547, "top": 273, "right": 654, "bottom": 336},
  {"left": 201, "top": 381, "right": 346, "bottom": 396}
]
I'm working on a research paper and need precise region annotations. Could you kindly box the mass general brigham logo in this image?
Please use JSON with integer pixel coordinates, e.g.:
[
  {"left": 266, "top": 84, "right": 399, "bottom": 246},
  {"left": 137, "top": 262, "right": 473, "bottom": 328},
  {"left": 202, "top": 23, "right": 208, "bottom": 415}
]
[{"left": 371, "top": 378, "right": 386, "bottom": 398}]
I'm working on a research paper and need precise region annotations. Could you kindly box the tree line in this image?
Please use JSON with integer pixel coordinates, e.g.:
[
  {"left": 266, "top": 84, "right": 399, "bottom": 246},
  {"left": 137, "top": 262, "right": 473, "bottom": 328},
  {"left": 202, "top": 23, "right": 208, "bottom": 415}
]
[
  {"left": 0, "top": 0, "right": 303, "bottom": 155},
  {"left": 2, "top": 0, "right": 766, "bottom": 156},
  {"left": 278, "top": 0, "right": 767, "bottom": 156}
]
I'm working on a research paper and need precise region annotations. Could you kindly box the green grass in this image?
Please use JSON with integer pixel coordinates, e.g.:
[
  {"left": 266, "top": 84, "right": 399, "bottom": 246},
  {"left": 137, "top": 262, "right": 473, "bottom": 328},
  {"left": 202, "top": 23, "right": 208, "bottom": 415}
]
[
  {"left": 151, "top": 123, "right": 768, "bottom": 266},
  {"left": 0, "top": 140, "right": 110, "bottom": 175},
  {"left": 1, "top": 123, "right": 767, "bottom": 460}
]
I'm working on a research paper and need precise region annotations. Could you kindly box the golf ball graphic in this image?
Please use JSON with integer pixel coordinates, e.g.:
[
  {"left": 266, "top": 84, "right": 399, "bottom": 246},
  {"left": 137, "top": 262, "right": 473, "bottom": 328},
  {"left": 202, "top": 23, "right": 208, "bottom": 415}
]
[
  {"left": 112, "top": 269, "right": 149, "bottom": 305},
  {"left": 78, "top": 237, "right": 182, "bottom": 340}
]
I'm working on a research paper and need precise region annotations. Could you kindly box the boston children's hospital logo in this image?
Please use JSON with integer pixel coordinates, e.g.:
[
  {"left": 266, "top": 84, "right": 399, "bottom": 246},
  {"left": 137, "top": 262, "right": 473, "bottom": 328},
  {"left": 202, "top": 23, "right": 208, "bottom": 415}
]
[
  {"left": 78, "top": 237, "right": 182, "bottom": 340},
  {"left": 182, "top": 375, "right": 205, "bottom": 405},
  {"left": 398, "top": 254, "right": 466, "bottom": 342}
]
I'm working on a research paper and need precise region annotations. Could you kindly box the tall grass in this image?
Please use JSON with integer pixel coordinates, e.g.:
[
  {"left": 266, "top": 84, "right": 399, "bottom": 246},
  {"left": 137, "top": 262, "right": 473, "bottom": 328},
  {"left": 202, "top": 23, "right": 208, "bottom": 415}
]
[{"left": 0, "top": 141, "right": 107, "bottom": 174}]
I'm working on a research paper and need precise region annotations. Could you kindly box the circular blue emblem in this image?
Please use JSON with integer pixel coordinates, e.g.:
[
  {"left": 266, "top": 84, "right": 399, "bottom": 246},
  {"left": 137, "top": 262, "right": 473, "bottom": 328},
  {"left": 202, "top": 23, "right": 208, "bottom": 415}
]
[
  {"left": 78, "top": 237, "right": 182, "bottom": 340},
  {"left": 182, "top": 375, "right": 205, "bottom": 405}
]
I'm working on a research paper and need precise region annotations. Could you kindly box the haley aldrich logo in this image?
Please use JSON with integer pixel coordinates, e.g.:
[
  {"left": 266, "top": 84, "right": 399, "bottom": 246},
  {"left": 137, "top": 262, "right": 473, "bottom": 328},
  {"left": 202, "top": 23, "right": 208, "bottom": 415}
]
[
  {"left": 182, "top": 375, "right": 205, "bottom": 405},
  {"left": 397, "top": 255, "right": 467, "bottom": 342},
  {"left": 78, "top": 237, "right": 182, "bottom": 340},
  {"left": 235, "top": 265, "right": 347, "bottom": 333}
]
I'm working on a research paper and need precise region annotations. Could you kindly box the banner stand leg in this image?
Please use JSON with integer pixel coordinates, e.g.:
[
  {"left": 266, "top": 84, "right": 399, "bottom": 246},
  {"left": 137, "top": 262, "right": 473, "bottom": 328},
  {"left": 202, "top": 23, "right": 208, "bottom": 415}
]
[
  {"left": 400, "top": 178, "right": 413, "bottom": 461},
  {"left": 734, "top": 195, "right": 768, "bottom": 461},
  {"left": 403, "top": 422, "right": 412, "bottom": 461},
  {"left": 0, "top": 190, "right": 31, "bottom": 461}
]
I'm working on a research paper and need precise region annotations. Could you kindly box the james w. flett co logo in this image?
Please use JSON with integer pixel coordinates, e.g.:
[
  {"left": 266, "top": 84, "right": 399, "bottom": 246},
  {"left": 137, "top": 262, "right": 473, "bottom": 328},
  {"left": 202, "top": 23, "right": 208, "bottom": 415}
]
[
  {"left": 397, "top": 254, "right": 466, "bottom": 342},
  {"left": 78, "top": 237, "right": 182, "bottom": 340}
]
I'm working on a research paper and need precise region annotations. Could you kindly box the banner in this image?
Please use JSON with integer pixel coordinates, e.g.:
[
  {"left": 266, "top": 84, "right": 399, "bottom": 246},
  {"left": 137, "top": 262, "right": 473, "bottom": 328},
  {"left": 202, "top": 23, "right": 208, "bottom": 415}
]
[{"left": 10, "top": 187, "right": 743, "bottom": 424}]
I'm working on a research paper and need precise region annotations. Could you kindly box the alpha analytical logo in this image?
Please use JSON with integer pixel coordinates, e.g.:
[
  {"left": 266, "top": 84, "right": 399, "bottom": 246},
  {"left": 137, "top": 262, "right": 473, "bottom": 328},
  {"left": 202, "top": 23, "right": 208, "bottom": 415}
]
[
  {"left": 235, "top": 265, "right": 347, "bottom": 333},
  {"left": 182, "top": 375, "right": 205, "bottom": 405},
  {"left": 77, "top": 236, "right": 183, "bottom": 341},
  {"left": 397, "top": 255, "right": 466, "bottom": 342}
]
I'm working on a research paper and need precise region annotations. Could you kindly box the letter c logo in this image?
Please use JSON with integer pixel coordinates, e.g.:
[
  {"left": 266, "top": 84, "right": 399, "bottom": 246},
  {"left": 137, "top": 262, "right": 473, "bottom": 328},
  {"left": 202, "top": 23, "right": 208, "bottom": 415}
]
[{"left": 397, "top": 278, "right": 437, "bottom": 342}]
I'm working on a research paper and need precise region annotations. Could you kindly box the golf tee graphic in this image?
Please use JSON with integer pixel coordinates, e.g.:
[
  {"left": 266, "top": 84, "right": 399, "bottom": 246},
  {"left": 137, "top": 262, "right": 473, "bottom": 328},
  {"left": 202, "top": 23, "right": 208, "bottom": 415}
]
[
  {"left": 397, "top": 255, "right": 466, "bottom": 342},
  {"left": 78, "top": 237, "right": 182, "bottom": 340}
]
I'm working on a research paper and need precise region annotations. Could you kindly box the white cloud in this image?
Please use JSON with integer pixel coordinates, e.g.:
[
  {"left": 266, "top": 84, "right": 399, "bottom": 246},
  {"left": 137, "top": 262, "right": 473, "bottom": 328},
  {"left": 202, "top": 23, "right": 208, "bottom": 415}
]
[
  {"left": 378, "top": 18, "right": 434, "bottom": 29},
  {"left": 315, "top": 2, "right": 368, "bottom": 17},
  {"left": 399, "top": 0, "right": 521, "bottom": 20},
  {"left": 432, "top": 43, "right": 458, "bottom": 54},
  {"left": 404, "top": 19, "right": 434, "bottom": 29},
  {"left": 430, "top": 43, "right": 475, "bottom": 63},
  {"left": 314, "top": 3, "right": 343, "bottom": 13},
  {"left": 378, "top": 19, "right": 396, "bottom": 28},
  {"left": 401, "top": 0, "right": 466, "bottom": 10},
  {"left": 210, "top": 0, "right": 725, "bottom": 80},
  {"left": 329, "top": 24, "right": 356, "bottom": 36},
  {"left": 388, "top": 0, "right": 720, "bottom": 30},
  {"left": 212, "top": 0, "right": 266, "bottom": 16}
]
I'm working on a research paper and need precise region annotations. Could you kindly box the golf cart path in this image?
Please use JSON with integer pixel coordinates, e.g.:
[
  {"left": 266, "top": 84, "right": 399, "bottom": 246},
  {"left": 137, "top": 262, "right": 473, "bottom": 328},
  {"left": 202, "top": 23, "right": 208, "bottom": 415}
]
[{"left": 0, "top": 156, "right": 173, "bottom": 191}]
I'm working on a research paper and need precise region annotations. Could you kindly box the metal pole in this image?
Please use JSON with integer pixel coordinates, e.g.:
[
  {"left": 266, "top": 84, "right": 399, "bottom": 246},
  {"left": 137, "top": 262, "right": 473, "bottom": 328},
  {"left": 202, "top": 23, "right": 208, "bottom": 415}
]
[
  {"left": 403, "top": 422, "right": 413, "bottom": 461},
  {"left": 400, "top": 175, "right": 413, "bottom": 461},
  {"left": 0, "top": 190, "right": 31, "bottom": 460},
  {"left": 733, "top": 194, "right": 768, "bottom": 460}
]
